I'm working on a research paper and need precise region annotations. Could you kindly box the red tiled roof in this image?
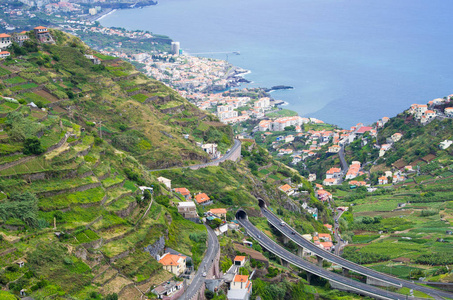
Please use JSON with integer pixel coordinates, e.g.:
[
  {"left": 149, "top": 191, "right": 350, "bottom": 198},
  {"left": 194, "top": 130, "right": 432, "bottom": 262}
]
[
  {"left": 174, "top": 188, "right": 190, "bottom": 196},
  {"left": 356, "top": 126, "right": 373, "bottom": 134},
  {"left": 234, "top": 275, "right": 249, "bottom": 282},
  {"left": 195, "top": 193, "right": 210, "bottom": 204},
  {"left": 210, "top": 208, "right": 227, "bottom": 215},
  {"left": 279, "top": 184, "right": 292, "bottom": 192},
  {"left": 158, "top": 253, "right": 186, "bottom": 266}
]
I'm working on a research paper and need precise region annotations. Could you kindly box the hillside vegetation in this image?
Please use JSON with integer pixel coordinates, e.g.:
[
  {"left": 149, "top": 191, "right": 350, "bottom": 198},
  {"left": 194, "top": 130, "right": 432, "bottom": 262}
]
[{"left": 0, "top": 30, "right": 331, "bottom": 299}]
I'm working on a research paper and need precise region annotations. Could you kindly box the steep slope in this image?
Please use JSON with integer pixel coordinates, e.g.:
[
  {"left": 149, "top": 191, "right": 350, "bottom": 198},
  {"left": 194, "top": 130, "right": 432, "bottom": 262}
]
[{"left": 0, "top": 30, "right": 331, "bottom": 299}]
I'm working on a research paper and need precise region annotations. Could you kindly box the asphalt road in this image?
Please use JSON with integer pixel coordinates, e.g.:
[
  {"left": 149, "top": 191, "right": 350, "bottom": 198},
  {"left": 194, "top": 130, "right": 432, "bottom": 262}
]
[
  {"left": 182, "top": 225, "right": 219, "bottom": 300},
  {"left": 237, "top": 217, "right": 405, "bottom": 300},
  {"left": 339, "top": 145, "right": 349, "bottom": 174},
  {"left": 149, "top": 139, "right": 241, "bottom": 172},
  {"left": 261, "top": 207, "right": 453, "bottom": 299}
]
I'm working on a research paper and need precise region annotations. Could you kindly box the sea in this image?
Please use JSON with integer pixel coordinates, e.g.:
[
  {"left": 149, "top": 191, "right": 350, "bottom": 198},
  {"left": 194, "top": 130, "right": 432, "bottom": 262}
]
[{"left": 100, "top": 0, "right": 453, "bottom": 128}]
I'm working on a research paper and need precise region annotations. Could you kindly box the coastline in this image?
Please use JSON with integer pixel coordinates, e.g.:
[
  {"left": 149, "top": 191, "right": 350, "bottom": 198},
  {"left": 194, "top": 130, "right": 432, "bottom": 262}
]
[
  {"left": 94, "top": 7, "right": 299, "bottom": 118},
  {"left": 95, "top": 9, "right": 117, "bottom": 21}
]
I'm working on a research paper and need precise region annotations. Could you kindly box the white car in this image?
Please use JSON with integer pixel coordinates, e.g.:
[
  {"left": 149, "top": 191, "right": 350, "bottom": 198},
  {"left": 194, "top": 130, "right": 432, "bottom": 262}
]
[{"left": 202, "top": 272, "right": 207, "bottom": 277}]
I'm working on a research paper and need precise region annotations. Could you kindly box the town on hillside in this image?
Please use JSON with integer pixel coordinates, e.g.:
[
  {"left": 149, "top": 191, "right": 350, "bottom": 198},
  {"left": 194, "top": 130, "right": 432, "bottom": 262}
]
[{"left": 1, "top": 2, "right": 453, "bottom": 300}]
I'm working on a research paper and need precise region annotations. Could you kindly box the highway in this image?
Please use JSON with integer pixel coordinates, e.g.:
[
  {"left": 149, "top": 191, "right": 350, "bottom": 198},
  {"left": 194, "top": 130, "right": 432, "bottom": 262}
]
[
  {"left": 149, "top": 139, "right": 241, "bottom": 172},
  {"left": 182, "top": 225, "right": 219, "bottom": 300},
  {"left": 261, "top": 207, "right": 453, "bottom": 299},
  {"left": 237, "top": 216, "right": 406, "bottom": 300}
]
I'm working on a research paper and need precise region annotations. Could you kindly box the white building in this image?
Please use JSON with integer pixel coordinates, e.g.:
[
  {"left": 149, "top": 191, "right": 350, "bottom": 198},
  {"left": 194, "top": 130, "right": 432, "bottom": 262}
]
[
  {"left": 439, "top": 140, "right": 453, "bottom": 150},
  {"left": 171, "top": 41, "right": 180, "bottom": 55},
  {"left": 0, "top": 34, "right": 11, "bottom": 50},
  {"left": 157, "top": 177, "right": 171, "bottom": 189},
  {"left": 227, "top": 275, "right": 252, "bottom": 300},
  {"left": 202, "top": 143, "right": 219, "bottom": 158},
  {"left": 254, "top": 97, "right": 271, "bottom": 112}
]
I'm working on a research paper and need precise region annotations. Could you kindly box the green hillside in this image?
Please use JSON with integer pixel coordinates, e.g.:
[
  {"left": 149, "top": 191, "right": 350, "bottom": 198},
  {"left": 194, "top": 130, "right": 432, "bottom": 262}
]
[{"left": 0, "top": 30, "right": 332, "bottom": 299}]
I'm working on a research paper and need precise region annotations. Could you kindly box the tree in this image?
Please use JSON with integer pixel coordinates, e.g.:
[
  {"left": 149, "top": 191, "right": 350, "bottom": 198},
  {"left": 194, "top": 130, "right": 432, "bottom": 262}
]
[
  {"left": 210, "top": 218, "right": 222, "bottom": 228},
  {"left": 104, "top": 294, "right": 118, "bottom": 300},
  {"left": 23, "top": 137, "right": 45, "bottom": 155},
  {"left": 205, "top": 289, "right": 214, "bottom": 300}
]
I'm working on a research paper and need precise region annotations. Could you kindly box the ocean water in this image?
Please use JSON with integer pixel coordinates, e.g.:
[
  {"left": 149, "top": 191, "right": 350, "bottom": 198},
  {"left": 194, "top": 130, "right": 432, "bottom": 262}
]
[{"left": 101, "top": 0, "right": 453, "bottom": 128}]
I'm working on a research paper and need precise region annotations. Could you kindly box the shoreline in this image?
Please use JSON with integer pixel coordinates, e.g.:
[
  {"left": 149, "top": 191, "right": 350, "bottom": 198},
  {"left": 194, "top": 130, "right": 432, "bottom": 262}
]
[{"left": 96, "top": 9, "right": 117, "bottom": 21}]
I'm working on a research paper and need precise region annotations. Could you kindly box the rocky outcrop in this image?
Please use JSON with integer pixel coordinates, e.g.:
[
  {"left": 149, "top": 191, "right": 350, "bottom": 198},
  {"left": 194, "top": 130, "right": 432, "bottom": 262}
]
[{"left": 143, "top": 236, "right": 165, "bottom": 259}]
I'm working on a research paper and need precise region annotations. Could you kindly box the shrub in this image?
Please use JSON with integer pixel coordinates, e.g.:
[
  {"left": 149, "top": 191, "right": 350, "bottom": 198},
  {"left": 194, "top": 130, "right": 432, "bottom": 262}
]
[{"left": 23, "top": 137, "right": 45, "bottom": 155}]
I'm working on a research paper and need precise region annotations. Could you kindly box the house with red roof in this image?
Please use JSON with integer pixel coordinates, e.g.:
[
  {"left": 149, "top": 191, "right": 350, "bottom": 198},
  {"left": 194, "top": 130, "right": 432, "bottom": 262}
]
[
  {"left": 234, "top": 255, "right": 247, "bottom": 267},
  {"left": 12, "top": 31, "right": 29, "bottom": 45},
  {"left": 320, "top": 241, "right": 333, "bottom": 251},
  {"left": 0, "top": 33, "right": 11, "bottom": 50},
  {"left": 194, "top": 193, "right": 211, "bottom": 205},
  {"left": 158, "top": 253, "right": 187, "bottom": 276},
  {"left": 279, "top": 184, "right": 294, "bottom": 196},
  {"left": 318, "top": 233, "right": 332, "bottom": 242},
  {"left": 174, "top": 187, "right": 191, "bottom": 200},
  {"left": 323, "top": 178, "right": 338, "bottom": 186},
  {"left": 317, "top": 189, "right": 332, "bottom": 202},
  {"left": 356, "top": 126, "right": 373, "bottom": 135},
  {"left": 0, "top": 51, "right": 10, "bottom": 59},
  {"left": 34, "top": 26, "right": 55, "bottom": 44},
  {"left": 444, "top": 107, "right": 453, "bottom": 117},
  {"left": 228, "top": 274, "right": 253, "bottom": 300},
  {"left": 378, "top": 176, "right": 388, "bottom": 185},
  {"left": 326, "top": 167, "right": 341, "bottom": 179},
  {"left": 391, "top": 133, "right": 403, "bottom": 143},
  {"left": 209, "top": 208, "right": 227, "bottom": 220},
  {"left": 345, "top": 161, "right": 360, "bottom": 180}
]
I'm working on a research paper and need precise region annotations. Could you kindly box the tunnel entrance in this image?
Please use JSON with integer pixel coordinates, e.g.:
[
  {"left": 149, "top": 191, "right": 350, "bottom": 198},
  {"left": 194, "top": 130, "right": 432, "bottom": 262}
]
[
  {"left": 236, "top": 209, "right": 247, "bottom": 220},
  {"left": 258, "top": 198, "right": 266, "bottom": 208}
]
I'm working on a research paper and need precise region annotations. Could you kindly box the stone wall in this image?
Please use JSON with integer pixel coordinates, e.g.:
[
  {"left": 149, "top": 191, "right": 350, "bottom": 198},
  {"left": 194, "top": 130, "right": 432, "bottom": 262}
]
[{"left": 143, "top": 236, "right": 165, "bottom": 259}]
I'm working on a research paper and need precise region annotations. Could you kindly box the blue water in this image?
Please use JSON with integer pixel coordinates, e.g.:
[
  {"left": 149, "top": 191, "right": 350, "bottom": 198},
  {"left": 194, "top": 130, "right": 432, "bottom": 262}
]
[{"left": 101, "top": 0, "right": 453, "bottom": 128}]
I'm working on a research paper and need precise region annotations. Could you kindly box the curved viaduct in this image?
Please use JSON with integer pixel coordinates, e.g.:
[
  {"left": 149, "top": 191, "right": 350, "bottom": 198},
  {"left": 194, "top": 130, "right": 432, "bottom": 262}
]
[
  {"left": 235, "top": 209, "right": 405, "bottom": 300},
  {"left": 255, "top": 199, "right": 453, "bottom": 299}
]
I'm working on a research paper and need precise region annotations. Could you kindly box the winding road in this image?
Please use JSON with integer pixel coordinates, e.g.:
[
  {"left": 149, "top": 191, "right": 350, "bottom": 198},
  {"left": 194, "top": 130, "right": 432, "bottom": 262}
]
[
  {"left": 260, "top": 206, "right": 453, "bottom": 299},
  {"left": 149, "top": 139, "right": 241, "bottom": 172},
  {"left": 182, "top": 225, "right": 219, "bottom": 300}
]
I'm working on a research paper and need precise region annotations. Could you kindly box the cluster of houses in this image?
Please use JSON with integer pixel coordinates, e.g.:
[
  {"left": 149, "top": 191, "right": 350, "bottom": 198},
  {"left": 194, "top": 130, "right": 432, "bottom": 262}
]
[
  {"left": 258, "top": 116, "right": 310, "bottom": 132},
  {"left": 212, "top": 96, "right": 273, "bottom": 124},
  {"left": 300, "top": 231, "right": 334, "bottom": 252},
  {"left": 408, "top": 96, "right": 453, "bottom": 124},
  {"left": 0, "top": 26, "right": 54, "bottom": 59}
]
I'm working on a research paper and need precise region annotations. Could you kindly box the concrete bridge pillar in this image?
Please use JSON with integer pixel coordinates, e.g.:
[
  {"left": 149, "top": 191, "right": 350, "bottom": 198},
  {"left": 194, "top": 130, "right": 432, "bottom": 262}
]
[
  {"left": 342, "top": 267, "right": 349, "bottom": 277},
  {"left": 306, "top": 272, "right": 313, "bottom": 285},
  {"left": 281, "top": 259, "right": 289, "bottom": 268},
  {"left": 316, "top": 255, "right": 323, "bottom": 267},
  {"left": 297, "top": 246, "right": 304, "bottom": 257},
  {"left": 283, "top": 236, "right": 289, "bottom": 244}
]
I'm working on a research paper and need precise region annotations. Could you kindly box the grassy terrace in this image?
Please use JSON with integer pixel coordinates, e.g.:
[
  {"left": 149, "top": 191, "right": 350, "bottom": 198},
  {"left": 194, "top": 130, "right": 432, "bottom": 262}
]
[
  {"left": 38, "top": 187, "right": 105, "bottom": 211},
  {"left": 106, "top": 195, "right": 135, "bottom": 212},
  {"left": 335, "top": 175, "right": 453, "bottom": 278},
  {"left": 100, "top": 205, "right": 166, "bottom": 257}
]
